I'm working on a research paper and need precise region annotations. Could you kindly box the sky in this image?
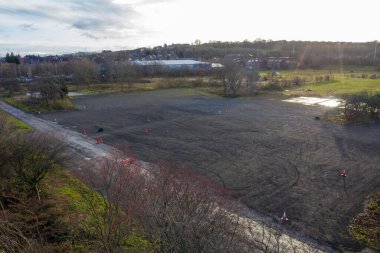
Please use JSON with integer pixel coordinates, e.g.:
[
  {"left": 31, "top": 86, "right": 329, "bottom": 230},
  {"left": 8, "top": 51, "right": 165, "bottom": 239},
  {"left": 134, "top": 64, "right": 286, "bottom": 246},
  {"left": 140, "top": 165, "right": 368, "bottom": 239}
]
[{"left": 0, "top": 0, "right": 379, "bottom": 56}]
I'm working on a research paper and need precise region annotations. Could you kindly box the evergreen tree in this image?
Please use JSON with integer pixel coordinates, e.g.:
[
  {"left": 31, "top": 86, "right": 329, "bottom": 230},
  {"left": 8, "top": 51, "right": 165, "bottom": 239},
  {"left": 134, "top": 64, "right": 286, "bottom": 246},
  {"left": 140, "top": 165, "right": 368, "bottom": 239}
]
[{"left": 5, "top": 52, "right": 20, "bottom": 64}]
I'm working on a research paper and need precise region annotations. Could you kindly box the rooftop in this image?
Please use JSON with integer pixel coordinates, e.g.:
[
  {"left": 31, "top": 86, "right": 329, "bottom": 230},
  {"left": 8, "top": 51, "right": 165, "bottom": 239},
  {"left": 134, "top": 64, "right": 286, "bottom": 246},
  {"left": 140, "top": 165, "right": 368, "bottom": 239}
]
[{"left": 134, "top": 60, "right": 210, "bottom": 66}]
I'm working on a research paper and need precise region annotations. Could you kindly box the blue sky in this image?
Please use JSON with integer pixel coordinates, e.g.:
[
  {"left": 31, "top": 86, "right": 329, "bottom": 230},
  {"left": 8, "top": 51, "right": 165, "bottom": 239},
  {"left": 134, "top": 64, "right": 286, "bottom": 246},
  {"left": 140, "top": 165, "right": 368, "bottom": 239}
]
[{"left": 0, "top": 0, "right": 379, "bottom": 56}]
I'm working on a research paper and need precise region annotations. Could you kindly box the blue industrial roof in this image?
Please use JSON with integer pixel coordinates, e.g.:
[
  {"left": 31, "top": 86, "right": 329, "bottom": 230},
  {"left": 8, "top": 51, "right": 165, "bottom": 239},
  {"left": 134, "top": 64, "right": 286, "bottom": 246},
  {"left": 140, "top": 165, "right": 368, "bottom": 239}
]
[{"left": 134, "top": 60, "right": 209, "bottom": 66}]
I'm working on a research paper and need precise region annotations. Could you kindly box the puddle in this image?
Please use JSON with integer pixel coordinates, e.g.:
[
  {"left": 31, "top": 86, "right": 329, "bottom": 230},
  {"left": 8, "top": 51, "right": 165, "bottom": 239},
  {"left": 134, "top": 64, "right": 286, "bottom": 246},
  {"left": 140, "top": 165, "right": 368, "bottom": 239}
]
[
  {"left": 68, "top": 92, "right": 85, "bottom": 97},
  {"left": 283, "top": 97, "right": 343, "bottom": 108},
  {"left": 26, "top": 91, "right": 84, "bottom": 97}
]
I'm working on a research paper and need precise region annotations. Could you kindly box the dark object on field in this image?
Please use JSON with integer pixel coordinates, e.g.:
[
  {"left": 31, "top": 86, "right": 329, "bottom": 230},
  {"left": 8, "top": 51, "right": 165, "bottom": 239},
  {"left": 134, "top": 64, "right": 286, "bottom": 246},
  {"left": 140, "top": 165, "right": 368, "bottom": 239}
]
[
  {"left": 97, "top": 127, "right": 104, "bottom": 132},
  {"left": 315, "top": 116, "right": 320, "bottom": 120}
]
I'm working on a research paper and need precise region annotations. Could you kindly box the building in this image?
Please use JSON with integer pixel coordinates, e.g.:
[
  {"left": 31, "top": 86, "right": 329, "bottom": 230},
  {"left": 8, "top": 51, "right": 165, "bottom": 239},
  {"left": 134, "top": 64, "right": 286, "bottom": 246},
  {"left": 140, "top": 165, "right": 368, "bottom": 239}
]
[{"left": 134, "top": 60, "right": 212, "bottom": 70}]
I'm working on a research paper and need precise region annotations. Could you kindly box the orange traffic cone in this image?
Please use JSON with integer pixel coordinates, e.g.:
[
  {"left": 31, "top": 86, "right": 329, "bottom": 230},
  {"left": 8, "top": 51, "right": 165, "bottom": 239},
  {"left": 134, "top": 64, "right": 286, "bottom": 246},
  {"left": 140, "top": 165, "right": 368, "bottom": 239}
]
[{"left": 281, "top": 210, "right": 289, "bottom": 222}]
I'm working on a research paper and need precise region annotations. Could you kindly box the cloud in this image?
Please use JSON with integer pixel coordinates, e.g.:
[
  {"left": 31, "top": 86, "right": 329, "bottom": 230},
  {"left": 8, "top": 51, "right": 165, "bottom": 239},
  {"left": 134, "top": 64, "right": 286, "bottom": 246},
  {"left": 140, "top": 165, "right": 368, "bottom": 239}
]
[
  {"left": 18, "top": 23, "right": 37, "bottom": 31},
  {"left": 113, "top": 0, "right": 175, "bottom": 5},
  {"left": 0, "top": 5, "right": 53, "bottom": 19},
  {"left": 0, "top": 0, "right": 139, "bottom": 39}
]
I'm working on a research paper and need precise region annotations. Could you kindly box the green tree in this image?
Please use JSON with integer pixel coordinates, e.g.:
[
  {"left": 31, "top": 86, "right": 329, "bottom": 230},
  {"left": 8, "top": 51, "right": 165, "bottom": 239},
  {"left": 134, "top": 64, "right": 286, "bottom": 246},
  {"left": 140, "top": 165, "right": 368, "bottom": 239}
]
[{"left": 5, "top": 52, "right": 20, "bottom": 64}]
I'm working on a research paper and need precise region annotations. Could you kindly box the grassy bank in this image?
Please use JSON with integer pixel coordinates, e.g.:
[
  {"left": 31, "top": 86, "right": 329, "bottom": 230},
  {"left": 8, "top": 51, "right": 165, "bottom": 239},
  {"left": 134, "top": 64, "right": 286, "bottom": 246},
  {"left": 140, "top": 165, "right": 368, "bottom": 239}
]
[
  {"left": 0, "top": 109, "right": 32, "bottom": 131},
  {"left": 44, "top": 168, "right": 150, "bottom": 252},
  {"left": 3, "top": 97, "right": 76, "bottom": 113},
  {"left": 285, "top": 77, "right": 380, "bottom": 97},
  {"left": 0, "top": 113, "right": 149, "bottom": 252}
]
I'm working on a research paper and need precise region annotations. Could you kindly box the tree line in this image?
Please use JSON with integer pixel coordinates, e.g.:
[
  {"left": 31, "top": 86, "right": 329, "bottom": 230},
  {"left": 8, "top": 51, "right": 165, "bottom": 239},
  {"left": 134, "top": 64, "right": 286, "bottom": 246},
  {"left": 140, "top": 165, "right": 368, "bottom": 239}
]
[{"left": 132, "top": 40, "right": 380, "bottom": 68}]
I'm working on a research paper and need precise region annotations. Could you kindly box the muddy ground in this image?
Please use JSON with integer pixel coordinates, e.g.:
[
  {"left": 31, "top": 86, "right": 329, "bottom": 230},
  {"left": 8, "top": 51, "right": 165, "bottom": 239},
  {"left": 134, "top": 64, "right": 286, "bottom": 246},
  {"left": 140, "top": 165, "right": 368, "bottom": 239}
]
[{"left": 40, "top": 89, "right": 380, "bottom": 251}]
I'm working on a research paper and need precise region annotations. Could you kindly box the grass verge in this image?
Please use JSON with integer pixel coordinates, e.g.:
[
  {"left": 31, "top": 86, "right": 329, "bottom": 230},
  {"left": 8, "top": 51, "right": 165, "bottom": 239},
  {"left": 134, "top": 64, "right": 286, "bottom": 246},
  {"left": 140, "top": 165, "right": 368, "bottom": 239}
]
[
  {"left": 3, "top": 97, "right": 76, "bottom": 113},
  {"left": 3, "top": 97, "right": 38, "bottom": 113},
  {"left": 69, "top": 77, "right": 214, "bottom": 95},
  {"left": 0, "top": 109, "right": 32, "bottom": 131}
]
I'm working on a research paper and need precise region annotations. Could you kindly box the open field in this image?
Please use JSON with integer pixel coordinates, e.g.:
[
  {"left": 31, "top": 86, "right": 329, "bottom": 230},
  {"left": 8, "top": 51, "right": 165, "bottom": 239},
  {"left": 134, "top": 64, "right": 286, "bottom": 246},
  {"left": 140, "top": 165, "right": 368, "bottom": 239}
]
[
  {"left": 68, "top": 77, "right": 212, "bottom": 95},
  {"left": 266, "top": 69, "right": 380, "bottom": 97},
  {"left": 285, "top": 76, "right": 380, "bottom": 97},
  {"left": 38, "top": 89, "right": 380, "bottom": 251}
]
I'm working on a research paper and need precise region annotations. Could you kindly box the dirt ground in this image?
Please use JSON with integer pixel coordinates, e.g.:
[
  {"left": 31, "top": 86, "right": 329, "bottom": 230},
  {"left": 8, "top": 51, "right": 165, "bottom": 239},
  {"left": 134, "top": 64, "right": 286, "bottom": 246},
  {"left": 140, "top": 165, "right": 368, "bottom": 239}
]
[{"left": 39, "top": 89, "right": 380, "bottom": 251}]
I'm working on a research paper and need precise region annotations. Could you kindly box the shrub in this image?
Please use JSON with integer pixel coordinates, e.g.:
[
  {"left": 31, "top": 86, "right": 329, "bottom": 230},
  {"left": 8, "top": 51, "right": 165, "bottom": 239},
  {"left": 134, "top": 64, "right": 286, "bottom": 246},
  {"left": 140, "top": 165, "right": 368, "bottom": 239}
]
[
  {"left": 342, "top": 93, "right": 380, "bottom": 122},
  {"left": 369, "top": 74, "right": 378, "bottom": 79}
]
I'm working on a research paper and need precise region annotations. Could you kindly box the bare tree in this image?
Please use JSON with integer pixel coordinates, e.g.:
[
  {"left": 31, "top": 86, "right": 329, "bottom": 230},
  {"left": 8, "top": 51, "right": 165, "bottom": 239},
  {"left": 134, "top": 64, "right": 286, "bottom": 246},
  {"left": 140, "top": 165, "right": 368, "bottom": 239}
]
[
  {"left": 125, "top": 63, "right": 140, "bottom": 89},
  {"left": 132, "top": 161, "right": 244, "bottom": 253},
  {"left": 108, "top": 61, "right": 140, "bottom": 91},
  {"left": 72, "top": 150, "right": 142, "bottom": 253},
  {"left": 0, "top": 63, "right": 17, "bottom": 80},
  {"left": 213, "top": 66, "right": 227, "bottom": 95},
  {"left": 70, "top": 58, "right": 99, "bottom": 87},
  {"left": 0, "top": 115, "right": 18, "bottom": 171},
  {"left": 245, "top": 70, "right": 260, "bottom": 95},
  {"left": 9, "top": 133, "right": 66, "bottom": 201},
  {"left": 217, "top": 59, "right": 243, "bottom": 96},
  {"left": 73, "top": 147, "right": 248, "bottom": 253},
  {"left": 30, "top": 77, "right": 68, "bottom": 105}
]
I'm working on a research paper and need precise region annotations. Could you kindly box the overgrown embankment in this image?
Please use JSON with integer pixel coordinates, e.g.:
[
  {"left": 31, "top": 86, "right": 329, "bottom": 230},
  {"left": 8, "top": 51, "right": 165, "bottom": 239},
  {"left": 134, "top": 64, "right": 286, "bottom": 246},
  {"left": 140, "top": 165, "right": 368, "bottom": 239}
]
[{"left": 0, "top": 112, "right": 149, "bottom": 252}]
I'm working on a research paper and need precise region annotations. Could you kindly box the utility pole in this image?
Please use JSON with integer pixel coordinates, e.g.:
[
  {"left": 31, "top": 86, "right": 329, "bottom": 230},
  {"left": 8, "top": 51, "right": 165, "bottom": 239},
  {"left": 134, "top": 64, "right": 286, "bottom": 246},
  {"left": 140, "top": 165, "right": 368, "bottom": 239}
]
[
  {"left": 292, "top": 44, "right": 295, "bottom": 59},
  {"left": 327, "top": 44, "right": 330, "bottom": 64},
  {"left": 374, "top": 40, "right": 378, "bottom": 66}
]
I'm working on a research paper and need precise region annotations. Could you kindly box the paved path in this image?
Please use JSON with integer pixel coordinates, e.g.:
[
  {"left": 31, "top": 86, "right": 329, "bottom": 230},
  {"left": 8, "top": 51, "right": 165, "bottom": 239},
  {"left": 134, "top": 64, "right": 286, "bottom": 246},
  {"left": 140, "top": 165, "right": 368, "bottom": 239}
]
[{"left": 0, "top": 101, "right": 112, "bottom": 162}]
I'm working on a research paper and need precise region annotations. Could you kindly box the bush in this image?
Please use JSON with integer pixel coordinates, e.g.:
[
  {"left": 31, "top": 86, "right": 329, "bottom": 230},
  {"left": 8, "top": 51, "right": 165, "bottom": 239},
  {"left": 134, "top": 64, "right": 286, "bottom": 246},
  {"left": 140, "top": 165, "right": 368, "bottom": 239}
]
[
  {"left": 342, "top": 93, "right": 380, "bottom": 122},
  {"left": 30, "top": 77, "right": 68, "bottom": 105},
  {"left": 48, "top": 99, "right": 76, "bottom": 111},
  {"left": 369, "top": 74, "right": 378, "bottom": 79}
]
